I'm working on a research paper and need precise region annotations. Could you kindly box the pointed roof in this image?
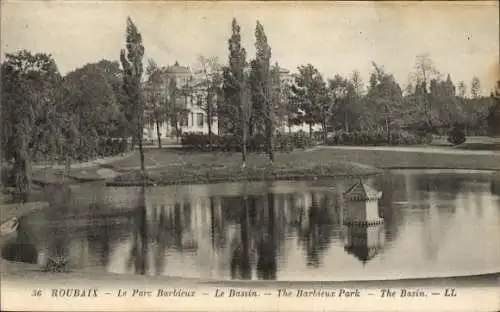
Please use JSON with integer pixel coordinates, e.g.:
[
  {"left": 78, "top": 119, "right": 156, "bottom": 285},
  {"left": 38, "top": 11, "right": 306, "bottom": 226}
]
[{"left": 344, "top": 180, "right": 382, "bottom": 201}]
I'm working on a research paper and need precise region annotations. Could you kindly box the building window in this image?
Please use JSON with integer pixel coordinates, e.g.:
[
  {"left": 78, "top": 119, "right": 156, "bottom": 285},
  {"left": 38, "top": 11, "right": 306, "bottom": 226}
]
[{"left": 197, "top": 113, "right": 204, "bottom": 127}]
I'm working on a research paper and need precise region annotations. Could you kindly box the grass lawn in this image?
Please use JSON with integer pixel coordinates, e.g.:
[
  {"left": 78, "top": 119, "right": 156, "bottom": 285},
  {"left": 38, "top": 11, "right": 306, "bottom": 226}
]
[
  {"left": 105, "top": 145, "right": 500, "bottom": 186},
  {"left": 315, "top": 147, "right": 500, "bottom": 170},
  {"left": 106, "top": 148, "right": 381, "bottom": 186}
]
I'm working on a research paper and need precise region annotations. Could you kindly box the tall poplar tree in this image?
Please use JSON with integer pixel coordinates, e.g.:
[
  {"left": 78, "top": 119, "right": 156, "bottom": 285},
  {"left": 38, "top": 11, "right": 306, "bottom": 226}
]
[
  {"left": 224, "top": 18, "right": 249, "bottom": 167},
  {"left": 120, "top": 17, "right": 146, "bottom": 180},
  {"left": 251, "top": 21, "right": 274, "bottom": 162}
]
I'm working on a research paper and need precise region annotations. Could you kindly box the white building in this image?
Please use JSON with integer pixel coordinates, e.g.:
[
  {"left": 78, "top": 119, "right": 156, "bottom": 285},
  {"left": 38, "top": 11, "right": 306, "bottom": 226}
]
[{"left": 143, "top": 61, "right": 218, "bottom": 142}]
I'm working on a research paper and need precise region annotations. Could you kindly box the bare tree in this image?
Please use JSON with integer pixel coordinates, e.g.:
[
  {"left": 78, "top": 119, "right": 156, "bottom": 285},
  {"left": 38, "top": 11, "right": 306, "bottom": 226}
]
[
  {"left": 471, "top": 76, "right": 481, "bottom": 99},
  {"left": 193, "top": 55, "right": 223, "bottom": 151}
]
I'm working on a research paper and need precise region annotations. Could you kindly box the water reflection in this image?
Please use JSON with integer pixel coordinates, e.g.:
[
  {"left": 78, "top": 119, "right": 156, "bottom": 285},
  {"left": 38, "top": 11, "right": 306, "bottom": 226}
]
[
  {"left": 6, "top": 170, "right": 500, "bottom": 281},
  {"left": 343, "top": 224, "right": 385, "bottom": 265}
]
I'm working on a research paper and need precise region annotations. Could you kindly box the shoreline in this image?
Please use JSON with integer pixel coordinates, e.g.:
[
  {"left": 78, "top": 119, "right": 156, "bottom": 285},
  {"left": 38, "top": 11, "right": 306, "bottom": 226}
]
[{"left": 21, "top": 146, "right": 500, "bottom": 187}]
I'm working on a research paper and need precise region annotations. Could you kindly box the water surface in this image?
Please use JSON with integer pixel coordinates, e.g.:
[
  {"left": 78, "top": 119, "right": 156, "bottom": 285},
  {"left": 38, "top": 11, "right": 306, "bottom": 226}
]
[{"left": 6, "top": 170, "right": 500, "bottom": 281}]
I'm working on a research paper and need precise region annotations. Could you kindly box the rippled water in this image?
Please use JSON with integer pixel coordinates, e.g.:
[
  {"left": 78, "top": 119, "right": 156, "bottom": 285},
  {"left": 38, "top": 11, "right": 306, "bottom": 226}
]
[{"left": 5, "top": 170, "right": 500, "bottom": 281}]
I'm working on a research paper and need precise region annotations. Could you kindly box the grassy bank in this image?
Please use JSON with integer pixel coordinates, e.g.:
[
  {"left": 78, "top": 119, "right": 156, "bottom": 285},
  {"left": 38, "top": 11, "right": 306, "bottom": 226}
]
[
  {"left": 317, "top": 147, "right": 500, "bottom": 170},
  {"left": 104, "top": 145, "right": 500, "bottom": 186},
  {"left": 106, "top": 148, "right": 382, "bottom": 186}
]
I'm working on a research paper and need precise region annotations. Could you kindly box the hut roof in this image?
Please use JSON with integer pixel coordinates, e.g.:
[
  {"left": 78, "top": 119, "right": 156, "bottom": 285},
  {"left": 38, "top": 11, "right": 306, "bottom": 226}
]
[{"left": 344, "top": 180, "right": 382, "bottom": 201}]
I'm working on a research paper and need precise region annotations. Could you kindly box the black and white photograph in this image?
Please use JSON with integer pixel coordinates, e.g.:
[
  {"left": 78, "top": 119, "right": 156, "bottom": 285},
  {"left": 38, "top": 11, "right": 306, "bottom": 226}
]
[{"left": 1, "top": 1, "right": 499, "bottom": 311}]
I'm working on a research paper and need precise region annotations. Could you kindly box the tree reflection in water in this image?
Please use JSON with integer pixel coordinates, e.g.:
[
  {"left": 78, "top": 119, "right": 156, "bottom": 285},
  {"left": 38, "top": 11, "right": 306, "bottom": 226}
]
[
  {"left": 256, "top": 192, "right": 277, "bottom": 280},
  {"left": 128, "top": 186, "right": 148, "bottom": 275},
  {"left": 230, "top": 194, "right": 252, "bottom": 279},
  {"left": 296, "top": 192, "right": 334, "bottom": 268}
]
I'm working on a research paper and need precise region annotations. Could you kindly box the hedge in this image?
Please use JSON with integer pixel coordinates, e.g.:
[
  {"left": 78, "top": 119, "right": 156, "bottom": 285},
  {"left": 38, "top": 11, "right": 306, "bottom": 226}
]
[
  {"left": 181, "top": 132, "right": 316, "bottom": 152},
  {"left": 325, "top": 130, "right": 432, "bottom": 146}
]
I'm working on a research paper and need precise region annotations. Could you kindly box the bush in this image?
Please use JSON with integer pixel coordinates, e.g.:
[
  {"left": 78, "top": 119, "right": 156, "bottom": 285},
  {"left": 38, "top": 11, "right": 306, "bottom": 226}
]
[
  {"left": 180, "top": 132, "right": 317, "bottom": 152},
  {"left": 447, "top": 126, "right": 466, "bottom": 145},
  {"left": 326, "top": 130, "right": 431, "bottom": 146},
  {"left": 181, "top": 133, "right": 210, "bottom": 150},
  {"left": 42, "top": 256, "right": 71, "bottom": 273},
  {"left": 248, "top": 134, "right": 267, "bottom": 152}
]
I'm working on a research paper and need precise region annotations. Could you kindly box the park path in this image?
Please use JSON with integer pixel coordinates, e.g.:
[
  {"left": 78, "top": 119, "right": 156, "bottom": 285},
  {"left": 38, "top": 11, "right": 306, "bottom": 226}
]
[{"left": 313, "top": 145, "right": 500, "bottom": 156}]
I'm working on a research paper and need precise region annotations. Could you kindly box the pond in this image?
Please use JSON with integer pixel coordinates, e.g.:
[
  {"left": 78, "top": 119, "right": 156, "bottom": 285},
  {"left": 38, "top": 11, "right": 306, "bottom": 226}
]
[{"left": 4, "top": 169, "right": 500, "bottom": 281}]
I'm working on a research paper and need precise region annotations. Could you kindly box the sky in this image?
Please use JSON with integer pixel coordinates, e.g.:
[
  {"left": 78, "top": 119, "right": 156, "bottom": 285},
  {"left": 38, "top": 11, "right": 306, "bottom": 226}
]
[{"left": 1, "top": 1, "right": 499, "bottom": 95}]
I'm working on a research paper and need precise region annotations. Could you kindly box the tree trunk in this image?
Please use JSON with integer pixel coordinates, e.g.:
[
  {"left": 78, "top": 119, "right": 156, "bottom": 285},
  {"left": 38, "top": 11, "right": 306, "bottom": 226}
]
[
  {"left": 322, "top": 120, "right": 328, "bottom": 145},
  {"left": 242, "top": 120, "right": 247, "bottom": 168},
  {"left": 137, "top": 104, "right": 146, "bottom": 185},
  {"left": 288, "top": 120, "right": 292, "bottom": 134},
  {"left": 173, "top": 117, "right": 180, "bottom": 144},
  {"left": 344, "top": 111, "right": 349, "bottom": 132},
  {"left": 155, "top": 119, "right": 162, "bottom": 149},
  {"left": 266, "top": 104, "right": 275, "bottom": 163},
  {"left": 207, "top": 94, "right": 213, "bottom": 151},
  {"left": 309, "top": 123, "right": 313, "bottom": 139},
  {"left": 241, "top": 100, "right": 247, "bottom": 168},
  {"left": 385, "top": 118, "right": 391, "bottom": 145},
  {"left": 14, "top": 149, "right": 31, "bottom": 203}
]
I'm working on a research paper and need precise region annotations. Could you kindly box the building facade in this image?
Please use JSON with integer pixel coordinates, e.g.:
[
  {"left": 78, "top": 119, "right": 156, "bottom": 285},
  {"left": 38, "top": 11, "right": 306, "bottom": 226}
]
[{"left": 143, "top": 61, "right": 219, "bottom": 142}]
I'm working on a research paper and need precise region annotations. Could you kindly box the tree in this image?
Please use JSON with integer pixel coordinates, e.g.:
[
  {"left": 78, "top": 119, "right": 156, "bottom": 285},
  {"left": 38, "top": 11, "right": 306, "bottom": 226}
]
[
  {"left": 347, "top": 70, "right": 365, "bottom": 131},
  {"left": 290, "top": 64, "right": 327, "bottom": 138},
  {"left": 471, "top": 76, "right": 481, "bottom": 99},
  {"left": 327, "top": 74, "right": 350, "bottom": 133},
  {"left": 250, "top": 21, "right": 274, "bottom": 162},
  {"left": 487, "top": 80, "right": 500, "bottom": 136},
  {"left": 366, "top": 62, "right": 404, "bottom": 143},
  {"left": 350, "top": 70, "right": 364, "bottom": 96},
  {"left": 410, "top": 53, "right": 441, "bottom": 131},
  {"left": 120, "top": 17, "right": 146, "bottom": 181},
  {"left": 1, "top": 50, "right": 62, "bottom": 201},
  {"left": 145, "top": 59, "right": 167, "bottom": 148},
  {"left": 457, "top": 81, "right": 467, "bottom": 98},
  {"left": 63, "top": 61, "right": 126, "bottom": 159},
  {"left": 194, "top": 55, "right": 223, "bottom": 150},
  {"left": 224, "top": 18, "right": 249, "bottom": 167}
]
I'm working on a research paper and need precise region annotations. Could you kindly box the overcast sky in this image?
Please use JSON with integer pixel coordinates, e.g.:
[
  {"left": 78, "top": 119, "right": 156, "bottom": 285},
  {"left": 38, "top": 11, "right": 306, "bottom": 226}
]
[{"left": 2, "top": 1, "right": 498, "bottom": 95}]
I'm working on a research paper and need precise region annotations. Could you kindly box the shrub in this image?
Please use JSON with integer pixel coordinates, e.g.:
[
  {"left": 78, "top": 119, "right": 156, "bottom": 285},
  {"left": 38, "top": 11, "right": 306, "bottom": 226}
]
[
  {"left": 326, "top": 130, "right": 431, "bottom": 146},
  {"left": 291, "top": 131, "right": 315, "bottom": 149},
  {"left": 248, "top": 134, "right": 267, "bottom": 152},
  {"left": 181, "top": 133, "right": 210, "bottom": 150},
  {"left": 447, "top": 126, "right": 466, "bottom": 145},
  {"left": 42, "top": 256, "right": 71, "bottom": 273},
  {"left": 180, "top": 131, "right": 317, "bottom": 152},
  {"left": 275, "top": 133, "right": 293, "bottom": 152}
]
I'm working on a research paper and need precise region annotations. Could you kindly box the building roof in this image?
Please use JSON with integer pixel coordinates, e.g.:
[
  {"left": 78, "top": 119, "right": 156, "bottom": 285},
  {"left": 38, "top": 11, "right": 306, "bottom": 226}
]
[
  {"left": 343, "top": 180, "right": 382, "bottom": 201},
  {"left": 165, "top": 61, "right": 191, "bottom": 74}
]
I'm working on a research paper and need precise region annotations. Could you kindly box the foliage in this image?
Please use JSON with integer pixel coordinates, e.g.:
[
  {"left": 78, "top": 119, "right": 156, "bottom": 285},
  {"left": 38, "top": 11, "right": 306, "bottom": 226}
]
[
  {"left": 62, "top": 61, "right": 127, "bottom": 159},
  {"left": 326, "top": 130, "right": 431, "bottom": 146},
  {"left": 447, "top": 125, "right": 467, "bottom": 145},
  {"left": 181, "top": 131, "right": 315, "bottom": 152},
  {"left": 193, "top": 55, "right": 224, "bottom": 149},
  {"left": 223, "top": 18, "right": 250, "bottom": 166},
  {"left": 42, "top": 256, "right": 71, "bottom": 273},
  {"left": 1, "top": 50, "right": 63, "bottom": 200},
  {"left": 290, "top": 64, "right": 329, "bottom": 137},
  {"left": 120, "top": 17, "right": 146, "bottom": 176}
]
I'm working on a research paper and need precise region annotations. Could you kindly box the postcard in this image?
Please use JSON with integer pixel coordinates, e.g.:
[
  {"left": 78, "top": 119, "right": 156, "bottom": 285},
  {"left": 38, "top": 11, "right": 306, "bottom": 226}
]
[{"left": 1, "top": 1, "right": 499, "bottom": 311}]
